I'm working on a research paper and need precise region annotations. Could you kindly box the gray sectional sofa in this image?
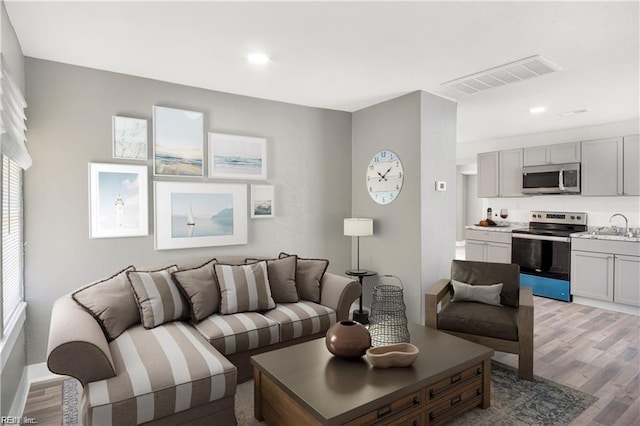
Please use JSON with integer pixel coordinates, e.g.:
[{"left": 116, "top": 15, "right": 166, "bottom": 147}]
[{"left": 46, "top": 255, "right": 360, "bottom": 425}]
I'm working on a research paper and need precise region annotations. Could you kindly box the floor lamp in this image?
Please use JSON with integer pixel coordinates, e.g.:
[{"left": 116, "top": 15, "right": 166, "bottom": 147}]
[{"left": 344, "top": 218, "right": 374, "bottom": 324}]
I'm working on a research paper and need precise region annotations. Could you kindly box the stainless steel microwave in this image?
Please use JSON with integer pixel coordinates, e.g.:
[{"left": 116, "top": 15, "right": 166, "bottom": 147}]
[{"left": 522, "top": 163, "right": 581, "bottom": 194}]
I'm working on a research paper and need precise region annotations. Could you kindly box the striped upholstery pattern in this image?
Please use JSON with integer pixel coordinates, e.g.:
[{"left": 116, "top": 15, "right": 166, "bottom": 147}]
[
  {"left": 192, "top": 312, "right": 280, "bottom": 355},
  {"left": 215, "top": 262, "right": 276, "bottom": 314},
  {"left": 128, "top": 266, "right": 187, "bottom": 329},
  {"left": 84, "top": 322, "right": 236, "bottom": 425},
  {"left": 264, "top": 301, "right": 337, "bottom": 342}
]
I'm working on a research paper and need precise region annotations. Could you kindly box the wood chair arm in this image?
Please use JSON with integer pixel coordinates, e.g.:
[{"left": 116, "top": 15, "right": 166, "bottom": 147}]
[
  {"left": 518, "top": 286, "right": 534, "bottom": 341},
  {"left": 425, "top": 278, "right": 452, "bottom": 329}
]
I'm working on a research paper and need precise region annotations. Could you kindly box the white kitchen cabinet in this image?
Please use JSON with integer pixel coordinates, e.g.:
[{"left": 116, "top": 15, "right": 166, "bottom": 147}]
[
  {"left": 465, "top": 229, "right": 511, "bottom": 264},
  {"left": 571, "top": 250, "right": 613, "bottom": 301},
  {"left": 499, "top": 149, "right": 523, "bottom": 197},
  {"left": 523, "top": 142, "right": 581, "bottom": 166},
  {"left": 571, "top": 238, "right": 640, "bottom": 307},
  {"left": 623, "top": 134, "right": 639, "bottom": 196},
  {"left": 477, "top": 151, "right": 499, "bottom": 197},
  {"left": 523, "top": 146, "right": 549, "bottom": 166},
  {"left": 550, "top": 142, "right": 581, "bottom": 164},
  {"left": 614, "top": 255, "right": 640, "bottom": 306},
  {"left": 581, "top": 137, "right": 623, "bottom": 196}
]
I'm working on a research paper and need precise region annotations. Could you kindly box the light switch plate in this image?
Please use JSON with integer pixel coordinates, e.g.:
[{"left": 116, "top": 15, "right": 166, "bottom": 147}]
[{"left": 435, "top": 181, "right": 447, "bottom": 191}]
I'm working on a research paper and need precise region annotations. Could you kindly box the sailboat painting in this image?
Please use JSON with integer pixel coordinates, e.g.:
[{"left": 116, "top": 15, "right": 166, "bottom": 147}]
[
  {"left": 155, "top": 182, "right": 247, "bottom": 250},
  {"left": 170, "top": 193, "right": 234, "bottom": 238}
]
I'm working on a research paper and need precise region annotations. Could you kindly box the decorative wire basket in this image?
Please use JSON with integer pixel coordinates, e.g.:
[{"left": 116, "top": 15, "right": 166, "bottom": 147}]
[{"left": 368, "top": 275, "right": 410, "bottom": 347}]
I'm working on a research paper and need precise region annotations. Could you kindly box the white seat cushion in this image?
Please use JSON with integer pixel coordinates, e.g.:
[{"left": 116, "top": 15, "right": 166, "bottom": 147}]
[{"left": 263, "top": 301, "right": 336, "bottom": 341}]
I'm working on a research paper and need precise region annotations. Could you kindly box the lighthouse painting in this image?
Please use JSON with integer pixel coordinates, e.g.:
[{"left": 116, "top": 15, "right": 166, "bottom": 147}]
[{"left": 89, "top": 163, "right": 149, "bottom": 238}]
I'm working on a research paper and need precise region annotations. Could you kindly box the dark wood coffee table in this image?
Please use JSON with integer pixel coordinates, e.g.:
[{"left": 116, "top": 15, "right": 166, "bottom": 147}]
[{"left": 251, "top": 322, "right": 494, "bottom": 425}]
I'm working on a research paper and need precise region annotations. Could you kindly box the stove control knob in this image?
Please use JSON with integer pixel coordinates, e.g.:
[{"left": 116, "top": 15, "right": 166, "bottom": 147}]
[
  {"left": 577, "top": 215, "right": 582, "bottom": 220},
  {"left": 537, "top": 214, "right": 542, "bottom": 218},
  {"left": 571, "top": 216, "right": 575, "bottom": 220}
]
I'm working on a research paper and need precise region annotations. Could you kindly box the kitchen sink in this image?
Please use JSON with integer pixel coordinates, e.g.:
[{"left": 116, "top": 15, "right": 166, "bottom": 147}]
[{"left": 591, "top": 228, "right": 638, "bottom": 237}]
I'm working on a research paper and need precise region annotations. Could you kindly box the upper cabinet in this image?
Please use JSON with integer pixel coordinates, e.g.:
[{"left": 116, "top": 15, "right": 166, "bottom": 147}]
[
  {"left": 523, "top": 142, "right": 581, "bottom": 166},
  {"left": 477, "top": 149, "right": 523, "bottom": 198},
  {"left": 623, "top": 135, "right": 639, "bottom": 196},
  {"left": 581, "top": 137, "right": 623, "bottom": 196},
  {"left": 499, "top": 149, "right": 523, "bottom": 197},
  {"left": 477, "top": 151, "right": 499, "bottom": 198}
]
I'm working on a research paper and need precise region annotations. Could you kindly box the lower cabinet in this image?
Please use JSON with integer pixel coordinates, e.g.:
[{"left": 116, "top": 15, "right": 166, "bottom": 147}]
[
  {"left": 571, "top": 238, "right": 640, "bottom": 307},
  {"left": 465, "top": 230, "right": 512, "bottom": 264}
]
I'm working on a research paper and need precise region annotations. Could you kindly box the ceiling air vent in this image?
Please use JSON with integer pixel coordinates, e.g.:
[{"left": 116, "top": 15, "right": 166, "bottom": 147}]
[{"left": 441, "top": 55, "right": 563, "bottom": 95}]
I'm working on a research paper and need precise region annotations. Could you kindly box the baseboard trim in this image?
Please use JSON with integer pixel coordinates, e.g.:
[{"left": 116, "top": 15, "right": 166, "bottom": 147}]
[
  {"left": 10, "top": 362, "right": 66, "bottom": 418},
  {"left": 573, "top": 296, "right": 640, "bottom": 316},
  {"left": 8, "top": 367, "right": 28, "bottom": 418}
]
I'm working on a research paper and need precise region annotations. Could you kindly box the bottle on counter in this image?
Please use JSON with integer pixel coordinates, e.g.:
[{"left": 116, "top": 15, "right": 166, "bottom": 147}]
[{"left": 487, "top": 208, "right": 492, "bottom": 220}]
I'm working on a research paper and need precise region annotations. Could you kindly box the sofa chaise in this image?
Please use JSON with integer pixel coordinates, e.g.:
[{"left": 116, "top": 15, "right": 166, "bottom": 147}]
[{"left": 47, "top": 254, "right": 360, "bottom": 425}]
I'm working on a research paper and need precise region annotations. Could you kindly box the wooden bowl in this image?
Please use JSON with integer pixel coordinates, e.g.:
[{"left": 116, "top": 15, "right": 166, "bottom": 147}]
[{"left": 366, "top": 343, "right": 419, "bottom": 368}]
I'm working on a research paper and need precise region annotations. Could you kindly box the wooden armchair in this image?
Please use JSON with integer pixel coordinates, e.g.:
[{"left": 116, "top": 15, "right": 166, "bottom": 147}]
[{"left": 425, "top": 260, "right": 534, "bottom": 380}]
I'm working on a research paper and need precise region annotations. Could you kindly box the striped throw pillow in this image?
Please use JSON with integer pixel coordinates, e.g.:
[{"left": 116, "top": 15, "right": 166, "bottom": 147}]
[
  {"left": 127, "top": 266, "right": 188, "bottom": 329},
  {"left": 215, "top": 262, "right": 276, "bottom": 314}
]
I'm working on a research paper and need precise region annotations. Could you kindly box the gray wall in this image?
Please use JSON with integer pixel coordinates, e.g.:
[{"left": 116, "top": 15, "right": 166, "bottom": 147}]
[
  {"left": 352, "top": 92, "right": 424, "bottom": 323},
  {"left": 419, "top": 91, "right": 457, "bottom": 322},
  {"left": 0, "top": 0, "right": 26, "bottom": 416},
  {"left": 24, "top": 58, "right": 352, "bottom": 364},
  {"left": 351, "top": 91, "right": 456, "bottom": 324}
]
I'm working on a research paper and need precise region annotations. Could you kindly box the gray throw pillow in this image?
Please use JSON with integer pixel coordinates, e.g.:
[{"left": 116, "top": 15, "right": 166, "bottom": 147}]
[
  {"left": 246, "top": 256, "right": 299, "bottom": 303},
  {"left": 450, "top": 280, "right": 503, "bottom": 307},
  {"left": 172, "top": 258, "right": 219, "bottom": 322},
  {"left": 279, "top": 252, "right": 328, "bottom": 303},
  {"left": 72, "top": 265, "right": 139, "bottom": 341}
]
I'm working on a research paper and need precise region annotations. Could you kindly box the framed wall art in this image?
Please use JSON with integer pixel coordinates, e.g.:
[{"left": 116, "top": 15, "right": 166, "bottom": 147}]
[
  {"left": 89, "top": 163, "right": 148, "bottom": 238},
  {"left": 250, "top": 184, "right": 274, "bottom": 218},
  {"left": 112, "top": 116, "right": 148, "bottom": 160},
  {"left": 208, "top": 132, "right": 267, "bottom": 180},
  {"left": 153, "top": 106, "right": 204, "bottom": 177},
  {"left": 154, "top": 181, "right": 248, "bottom": 250}
]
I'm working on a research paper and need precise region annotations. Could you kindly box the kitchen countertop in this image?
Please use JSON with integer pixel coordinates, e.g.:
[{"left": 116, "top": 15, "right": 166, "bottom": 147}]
[
  {"left": 571, "top": 231, "right": 640, "bottom": 243},
  {"left": 465, "top": 222, "right": 527, "bottom": 233}
]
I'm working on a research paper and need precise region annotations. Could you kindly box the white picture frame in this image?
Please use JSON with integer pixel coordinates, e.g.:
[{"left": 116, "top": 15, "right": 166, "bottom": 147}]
[
  {"left": 208, "top": 132, "right": 267, "bottom": 180},
  {"left": 112, "top": 116, "right": 148, "bottom": 160},
  {"left": 89, "top": 163, "right": 148, "bottom": 238},
  {"left": 153, "top": 106, "right": 204, "bottom": 177},
  {"left": 154, "top": 181, "right": 248, "bottom": 250},
  {"left": 251, "top": 184, "right": 275, "bottom": 218}
]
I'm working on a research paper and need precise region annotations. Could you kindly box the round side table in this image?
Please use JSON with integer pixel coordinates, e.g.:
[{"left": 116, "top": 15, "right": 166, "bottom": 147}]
[{"left": 345, "top": 269, "right": 377, "bottom": 325}]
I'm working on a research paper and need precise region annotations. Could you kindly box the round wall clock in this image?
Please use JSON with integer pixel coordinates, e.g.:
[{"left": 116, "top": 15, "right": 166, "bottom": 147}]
[{"left": 366, "top": 150, "right": 404, "bottom": 205}]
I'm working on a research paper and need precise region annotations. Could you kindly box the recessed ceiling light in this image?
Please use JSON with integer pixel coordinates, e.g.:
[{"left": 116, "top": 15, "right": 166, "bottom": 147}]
[
  {"left": 529, "top": 106, "right": 547, "bottom": 114},
  {"left": 247, "top": 52, "right": 270, "bottom": 65}
]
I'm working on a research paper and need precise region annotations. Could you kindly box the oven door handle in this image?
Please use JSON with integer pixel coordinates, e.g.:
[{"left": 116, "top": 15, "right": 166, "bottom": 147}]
[{"left": 512, "top": 233, "right": 570, "bottom": 243}]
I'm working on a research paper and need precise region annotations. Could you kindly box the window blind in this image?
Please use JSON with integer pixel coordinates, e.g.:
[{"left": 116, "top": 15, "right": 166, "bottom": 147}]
[
  {"left": 0, "top": 55, "right": 31, "bottom": 170},
  {"left": 2, "top": 155, "right": 23, "bottom": 334}
]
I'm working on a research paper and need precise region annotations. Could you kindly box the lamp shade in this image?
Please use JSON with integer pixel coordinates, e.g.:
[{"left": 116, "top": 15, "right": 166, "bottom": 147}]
[{"left": 344, "top": 218, "right": 373, "bottom": 237}]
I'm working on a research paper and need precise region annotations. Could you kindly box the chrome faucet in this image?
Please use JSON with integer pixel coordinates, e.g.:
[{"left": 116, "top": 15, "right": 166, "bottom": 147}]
[{"left": 609, "top": 213, "right": 629, "bottom": 236}]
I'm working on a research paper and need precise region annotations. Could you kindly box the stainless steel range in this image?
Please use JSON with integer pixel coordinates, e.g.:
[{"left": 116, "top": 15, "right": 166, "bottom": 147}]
[{"left": 511, "top": 211, "right": 587, "bottom": 302}]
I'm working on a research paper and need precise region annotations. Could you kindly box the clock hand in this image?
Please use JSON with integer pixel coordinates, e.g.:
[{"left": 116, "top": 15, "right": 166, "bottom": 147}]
[{"left": 381, "top": 167, "right": 392, "bottom": 179}]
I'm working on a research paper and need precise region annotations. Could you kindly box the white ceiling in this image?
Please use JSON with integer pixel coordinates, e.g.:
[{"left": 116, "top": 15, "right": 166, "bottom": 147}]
[{"left": 5, "top": 0, "right": 639, "bottom": 143}]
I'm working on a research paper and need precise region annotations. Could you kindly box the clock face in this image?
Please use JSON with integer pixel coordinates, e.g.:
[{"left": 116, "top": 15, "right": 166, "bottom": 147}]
[{"left": 366, "top": 150, "right": 404, "bottom": 205}]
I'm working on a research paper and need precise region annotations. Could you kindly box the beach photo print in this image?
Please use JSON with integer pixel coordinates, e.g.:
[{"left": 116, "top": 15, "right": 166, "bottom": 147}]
[
  {"left": 154, "top": 181, "right": 248, "bottom": 250},
  {"left": 153, "top": 106, "right": 204, "bottom": 177},
  {"left": 208, "top": 132, "right": 267, "bottom": 180}
]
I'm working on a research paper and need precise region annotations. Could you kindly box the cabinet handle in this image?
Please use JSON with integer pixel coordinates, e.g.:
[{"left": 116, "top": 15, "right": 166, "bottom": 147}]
[
  {"left": 451, "top": 373, "right": 462, "bottom": 384},
  {"left": 451, "top": 395, "right": 462, "bottom": 405}
]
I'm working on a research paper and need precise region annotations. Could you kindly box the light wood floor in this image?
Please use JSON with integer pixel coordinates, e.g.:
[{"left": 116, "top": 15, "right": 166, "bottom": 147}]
[{"left": 22, "top": 297, "right": 640, "bottom": 425}]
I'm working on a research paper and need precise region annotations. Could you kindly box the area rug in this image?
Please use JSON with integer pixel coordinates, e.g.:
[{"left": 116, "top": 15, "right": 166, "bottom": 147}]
[{"left": 62, "top": 361, "right": 596, "bottom": 425}]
